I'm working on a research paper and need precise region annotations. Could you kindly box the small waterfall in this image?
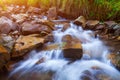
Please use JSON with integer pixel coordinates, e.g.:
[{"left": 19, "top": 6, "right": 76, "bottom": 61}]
[{"left": 9, "top": 23, "right": 120, "bottom": 80}]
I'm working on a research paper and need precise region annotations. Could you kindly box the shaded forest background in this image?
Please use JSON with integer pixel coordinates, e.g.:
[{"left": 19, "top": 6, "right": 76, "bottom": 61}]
[{"left": 0, "top": 0, "right": 120, "bottom": 21}]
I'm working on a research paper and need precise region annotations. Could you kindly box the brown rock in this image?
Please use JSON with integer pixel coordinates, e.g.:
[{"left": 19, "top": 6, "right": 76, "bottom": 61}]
[
  {"left": 62, "top": 35, "right": 82, "bottom": 60},
  {"left": 104, "top": 21, "right": 117, "bottom": 28},
  {"left": 27, "top": 7, "right": 41, "bottom": 14},
  {"left": 43, "top": 44, "right": 60, "bottom": 51},
  {"left": 117, "top": 36, "right": 120, "bottom": 40},
  {"left": 61, "top": 23, "right": 70, "bottom": 32},
  {"left": 21, "top": 22, "right": 52, "bottom": 35},
  {"left": 43, "top": 42, "right": 82, "bottom": 60},
  {"left": 62, "top": 35, "right": 81, "bottom": 48},
  {"left": 0, "top": 16, "right": 17, "bottom": 34},
  {"left": 43, "top": 35, "right": 82, "bottom": 60},
  {"left": 73, "top": 16, "right": 86, "bottom": 27},
  {"left": 108, "top": 52, "right": 120, "bottom": 70},
  {"left": 47, "top": 7, "right": 57, "bottom": 20},
  {"left": 96, "top": 24, "right": 106, "bottom": 30},
  {"left": 0, "top": 34, "right": 15, "bottom": 53},
  {"left": 114, "top": 28, "right": 120, "bottom": 36},
  {"left": 12, "top": 34, "right": 44, "bottom": 58},
  {"left": 44, "top": 34, "right": 54, "bottom": 43},
  {"left": 85, "top": 20, "right": 99, "bottom": 29},
  {"left": 81, "top": 67, "right": 113, "bottom": 80},
  {"left": 37, "top": 19, "right": 55, "bottom": 30},
  {"left": 11, "top": 14, "right": 28, "bottom": 23}
]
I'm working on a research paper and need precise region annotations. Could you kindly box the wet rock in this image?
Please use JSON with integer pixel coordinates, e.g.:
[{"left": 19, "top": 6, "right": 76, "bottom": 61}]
[
  {"left": 63, "top": 48, "right": 82, "bottom": 60},
  {"left": 0, "top": 45, "right": 10, "bottom": 69},
  {"left": 47, "top": 7, "right": 57, "bottom": 20},
  {"left": 0, "top": 16, "right": 17, "bottom": 34},
  {"left": 43, "top": 35, "right": 82, "bottom": 60},
  {"left": 85, "top": 20, "right": 99, "bottom": 29},
  {"left": 73, "top": 16, "right": 86, "bottom": 27},
  {"left": 81, "top": 67, "right": 113, "bottom": 80},
  {"left": 62, "top": 35, "right": 82, "bottom": 60},
  {"left": 62, "top": 35, "right": 82, "bottom": 48},
  {"left": 12, "top": 34, "right": 44, "bottom": 58},
  {"left": 61, "top": 23, "right": 70, "bottom": 32},
  {"left": 21, "top": 22, "right": 52, "bottom": 35}
]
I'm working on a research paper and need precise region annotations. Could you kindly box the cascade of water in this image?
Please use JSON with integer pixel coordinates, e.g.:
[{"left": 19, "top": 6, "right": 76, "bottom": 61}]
[{"left": 9, "top": 23, "right": 120, "bottom": 80}]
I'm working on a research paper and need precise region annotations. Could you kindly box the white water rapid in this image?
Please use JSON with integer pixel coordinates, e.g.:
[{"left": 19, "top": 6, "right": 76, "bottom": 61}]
[{"left": 9, "top": 23, "right": 120, "bottom": 80}]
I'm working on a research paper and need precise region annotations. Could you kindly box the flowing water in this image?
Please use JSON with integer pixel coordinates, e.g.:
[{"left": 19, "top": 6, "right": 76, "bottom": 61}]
[{"left": 9, "top": 23, "right": 120, "bottom": 80}]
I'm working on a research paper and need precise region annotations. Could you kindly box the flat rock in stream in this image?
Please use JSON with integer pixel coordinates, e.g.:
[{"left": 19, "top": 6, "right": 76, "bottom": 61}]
[{"left": 12, "top": 34, "right": 44, "bottom": 58}]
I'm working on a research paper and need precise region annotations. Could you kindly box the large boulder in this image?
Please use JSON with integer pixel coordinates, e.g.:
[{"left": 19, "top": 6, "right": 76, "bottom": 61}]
[
  {"left": 62, "top": 35, "right": 82, "bottom": 60},
  {"left": 43, "top": 34, "right": 83, "bottom": 60},
  {"left": 12, "top": 34, "right": 44, "bottom": 58},
  {"left": 0, "top": 16, "right": 17, "bottom": 34}
]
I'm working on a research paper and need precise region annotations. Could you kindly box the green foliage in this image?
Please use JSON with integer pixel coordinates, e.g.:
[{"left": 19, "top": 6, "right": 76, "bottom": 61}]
[
  {"left": 0, "top": 0, "right": 120, "bottom": 21},
  {"left": 57, "top": 0, "right": 120, "bottom": 21}
]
